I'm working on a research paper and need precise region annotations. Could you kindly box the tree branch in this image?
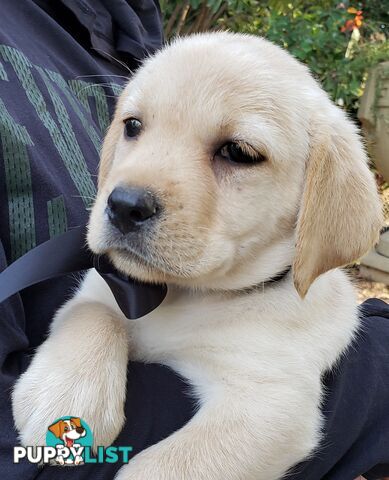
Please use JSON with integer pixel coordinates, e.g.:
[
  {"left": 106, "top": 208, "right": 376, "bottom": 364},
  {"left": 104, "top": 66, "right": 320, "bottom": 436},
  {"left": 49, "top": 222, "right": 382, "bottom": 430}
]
[
  {"left": 175, "top": 1, "right": 191, "bottom": 36},
  {"left": 165, "top": 2, "right": 182, "bottom": 38}
]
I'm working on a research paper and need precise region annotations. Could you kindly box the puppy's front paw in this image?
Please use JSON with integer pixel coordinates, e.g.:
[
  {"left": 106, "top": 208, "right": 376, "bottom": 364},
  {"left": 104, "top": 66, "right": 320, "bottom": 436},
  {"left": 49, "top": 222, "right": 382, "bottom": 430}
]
[{"left": 12, "top": 333, "right": 128, "bottom": 449}]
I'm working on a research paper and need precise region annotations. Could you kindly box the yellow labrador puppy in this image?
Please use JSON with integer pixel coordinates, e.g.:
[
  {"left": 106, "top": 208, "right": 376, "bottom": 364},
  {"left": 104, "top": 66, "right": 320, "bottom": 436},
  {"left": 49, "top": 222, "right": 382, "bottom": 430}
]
[{"left": 13, "top": 32, "right": 382, "bottom": 479}]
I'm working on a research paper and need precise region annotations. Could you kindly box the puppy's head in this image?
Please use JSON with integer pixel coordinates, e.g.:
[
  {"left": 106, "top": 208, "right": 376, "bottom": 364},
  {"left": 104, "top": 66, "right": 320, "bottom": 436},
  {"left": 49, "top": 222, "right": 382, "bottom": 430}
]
[{"left": 88, "top": 33, "right": 382, "bottom": 296}]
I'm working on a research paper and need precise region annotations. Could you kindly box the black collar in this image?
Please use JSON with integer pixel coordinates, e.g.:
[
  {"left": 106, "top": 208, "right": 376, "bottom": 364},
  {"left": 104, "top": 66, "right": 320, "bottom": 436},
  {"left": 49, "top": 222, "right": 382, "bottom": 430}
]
[
  {"left": 236, "top": 266, "right": 291, "bottom": 295},
  {"left": 263, "top": 265, "right": 291, "bottom": 285}
]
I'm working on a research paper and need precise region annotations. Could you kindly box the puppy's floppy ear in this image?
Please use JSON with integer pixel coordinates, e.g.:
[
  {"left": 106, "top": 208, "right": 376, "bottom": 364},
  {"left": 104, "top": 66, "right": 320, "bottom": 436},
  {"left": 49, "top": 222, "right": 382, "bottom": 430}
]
[
  {"left": 293, "top": 110, "right": 382, "bottom": 298},
  {"left": 70, "top": 417, "right": 82, "bottom": 428},
  {"left": 48, "top": 420, "right": 64, "bottom": 438},
  {"left": 98, "top": 94, "right": 126, "bottom": 189}
]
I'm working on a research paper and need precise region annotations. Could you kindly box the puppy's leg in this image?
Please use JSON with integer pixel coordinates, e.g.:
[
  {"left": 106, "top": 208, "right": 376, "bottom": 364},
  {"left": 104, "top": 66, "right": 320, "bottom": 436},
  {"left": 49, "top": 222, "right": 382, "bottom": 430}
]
[
  {"left": 116, "top": 383, "right": 320, "bottom": 480},
  {"left": 12, "top": 297, "right": 129, "bottom": 448}
]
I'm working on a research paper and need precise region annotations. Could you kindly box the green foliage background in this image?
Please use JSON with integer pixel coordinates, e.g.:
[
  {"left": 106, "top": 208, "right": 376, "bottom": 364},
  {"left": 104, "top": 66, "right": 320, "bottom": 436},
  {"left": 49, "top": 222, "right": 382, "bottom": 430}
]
[{"left": 160, "top": 1, "right": 389, "bottom": 118}]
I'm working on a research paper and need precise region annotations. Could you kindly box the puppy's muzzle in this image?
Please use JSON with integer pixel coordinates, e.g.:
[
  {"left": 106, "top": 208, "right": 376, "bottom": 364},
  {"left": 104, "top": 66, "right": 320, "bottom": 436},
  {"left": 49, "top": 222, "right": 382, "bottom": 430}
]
[{"left": 107, "top": 186, "right": 158, "bottom": 234}]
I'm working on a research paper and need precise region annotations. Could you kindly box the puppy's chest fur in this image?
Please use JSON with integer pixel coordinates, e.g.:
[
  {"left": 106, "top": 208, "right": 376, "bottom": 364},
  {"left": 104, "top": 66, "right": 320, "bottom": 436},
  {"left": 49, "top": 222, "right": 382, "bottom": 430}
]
[{"left": 85, "top": 269, "right": 360, "bottom": 404}]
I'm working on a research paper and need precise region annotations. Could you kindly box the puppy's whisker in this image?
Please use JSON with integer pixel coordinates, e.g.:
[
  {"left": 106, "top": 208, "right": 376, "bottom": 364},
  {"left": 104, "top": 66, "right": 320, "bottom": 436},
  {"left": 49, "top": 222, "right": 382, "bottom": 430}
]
[
  {"left": 71, "top": 194, "right": 97, "bottom": 202},
  {"left": 76, "top": 74, "right": 129, "bottom": 81},
  {"left": 91, "top": 48, "right": 134, "bottom": 74},
  {"left": 76, "top": 83, "right": 124, "bottom": 97}
]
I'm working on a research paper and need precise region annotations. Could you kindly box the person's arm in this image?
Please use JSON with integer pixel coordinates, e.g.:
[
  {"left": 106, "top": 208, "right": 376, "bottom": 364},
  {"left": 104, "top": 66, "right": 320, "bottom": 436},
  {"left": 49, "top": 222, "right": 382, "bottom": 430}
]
[{"left": 0, "top": 239, "right": 35, "bottom": 476}]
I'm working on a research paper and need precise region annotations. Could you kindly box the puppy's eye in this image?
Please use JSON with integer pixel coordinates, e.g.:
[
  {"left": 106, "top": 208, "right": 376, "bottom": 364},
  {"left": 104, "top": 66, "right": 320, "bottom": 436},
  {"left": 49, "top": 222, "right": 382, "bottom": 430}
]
[
  {"left": 216, "top": 142, "right": 266, "bottom": 165},
  {"left": 64, "top": 427, "right": 69, "bottom": 432},
  {"left": 124, "top": 118, "right": 142, "bottom": 138}
]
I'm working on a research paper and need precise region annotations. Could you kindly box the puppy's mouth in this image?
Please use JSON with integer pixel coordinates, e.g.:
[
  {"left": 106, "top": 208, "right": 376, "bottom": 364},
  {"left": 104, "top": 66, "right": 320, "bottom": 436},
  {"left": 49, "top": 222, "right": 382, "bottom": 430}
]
[
  {"left": 103, "top": 236, "right": 201, "bottom": 284},
  {"left": 64, "top": 436, "right": 74, "bottom": 448},
  {"left": 89, "top": 210, "right": 207, "bottom": 283},
  {"left": 105, "top": 240, "right": 175, "bottom": 280},
  {"left": 90, "top": 218, "right": 156, "bottom": 263},
  {"left": 110, "top": 245, "right": 160, "bottom": 269}
]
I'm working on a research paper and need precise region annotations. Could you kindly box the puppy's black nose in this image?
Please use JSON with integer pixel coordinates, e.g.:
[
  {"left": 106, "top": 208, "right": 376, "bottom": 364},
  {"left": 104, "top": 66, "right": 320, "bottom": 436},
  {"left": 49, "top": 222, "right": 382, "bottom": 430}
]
[
  {"left": 76, "top": 427, "right": 84, "bottom": 434},
  {"left": 107, "top": 186, "right": 158, "bottom": 234}
]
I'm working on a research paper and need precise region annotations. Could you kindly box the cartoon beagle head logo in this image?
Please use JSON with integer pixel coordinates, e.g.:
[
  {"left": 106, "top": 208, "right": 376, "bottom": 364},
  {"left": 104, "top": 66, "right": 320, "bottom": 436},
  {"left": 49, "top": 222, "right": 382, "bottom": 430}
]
[
  {"left": 46, "top": 416, "right": 93, "bottom": 465},
  {"left": 48, "top": 417, "right": 86, "bottom": 447}
]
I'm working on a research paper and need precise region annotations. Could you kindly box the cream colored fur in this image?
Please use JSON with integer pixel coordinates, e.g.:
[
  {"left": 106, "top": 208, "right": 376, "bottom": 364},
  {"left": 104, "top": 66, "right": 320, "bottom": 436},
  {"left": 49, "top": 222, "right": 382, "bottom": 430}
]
[{"left": 12, "top": 32, "right": 382, "bottom": 479}]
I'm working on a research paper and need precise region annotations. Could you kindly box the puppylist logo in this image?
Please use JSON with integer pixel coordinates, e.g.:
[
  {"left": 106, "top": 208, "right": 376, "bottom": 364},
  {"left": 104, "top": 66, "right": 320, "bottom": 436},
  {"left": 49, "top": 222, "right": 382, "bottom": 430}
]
[{"left": 14, "top": 416, "right": 132, "bottom": 465}]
